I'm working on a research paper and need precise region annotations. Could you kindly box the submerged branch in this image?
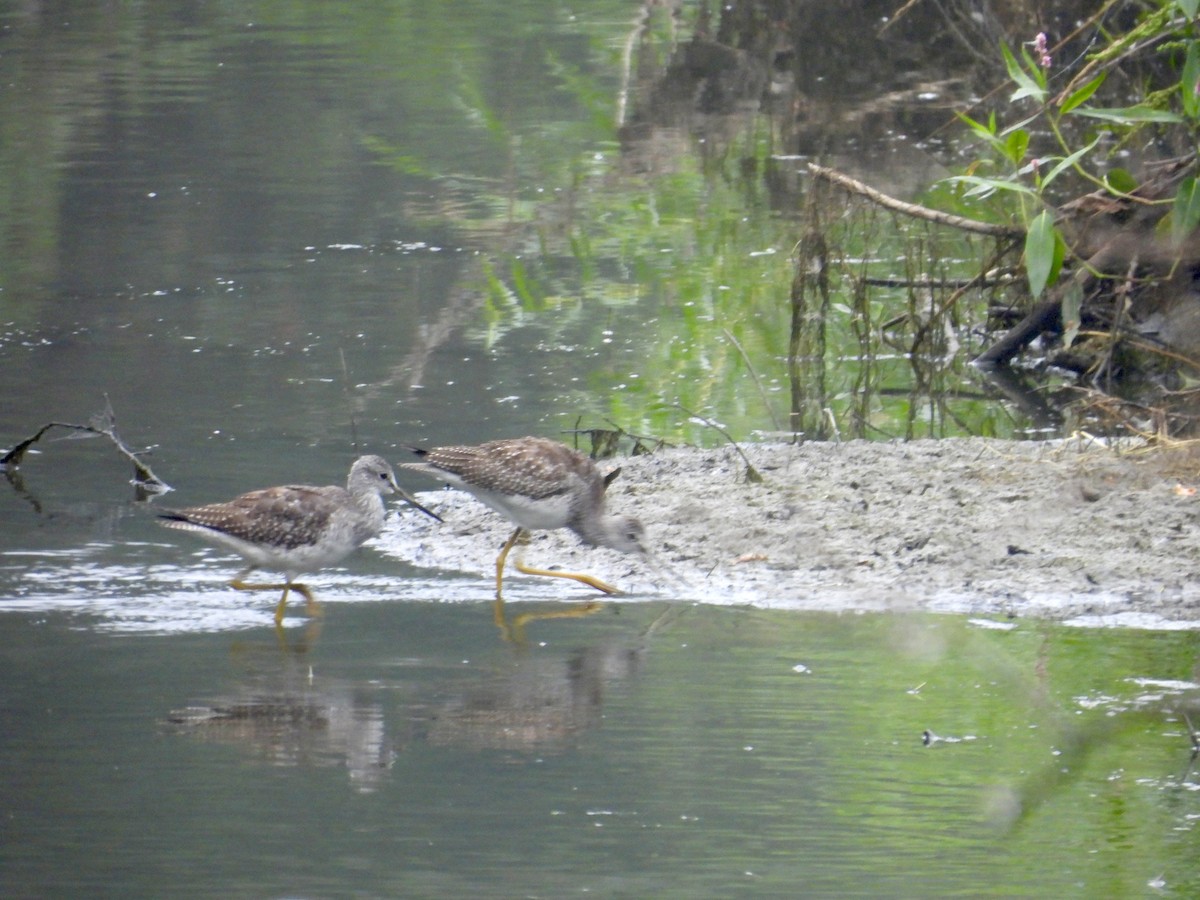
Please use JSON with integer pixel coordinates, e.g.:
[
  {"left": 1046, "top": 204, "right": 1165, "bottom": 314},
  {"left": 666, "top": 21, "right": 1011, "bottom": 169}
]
[
  {"left": 1, "top": 397, "right": 172, "bottom": 493},
  {"left": 563, "top": 419, "right": 671, "bottom": 460},
  {"left": 862, "top": 274, "right": 1018, "bottom": 289}
]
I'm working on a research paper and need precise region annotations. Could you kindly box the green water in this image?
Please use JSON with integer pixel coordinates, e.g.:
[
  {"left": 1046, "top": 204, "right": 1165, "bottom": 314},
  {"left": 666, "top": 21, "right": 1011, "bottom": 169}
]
[
  {"left": 1, "top": 2, "right": 1196, "bottom": 895},
  {"left": 3, "top": 604, "right": 1198, "bottom": 897}
]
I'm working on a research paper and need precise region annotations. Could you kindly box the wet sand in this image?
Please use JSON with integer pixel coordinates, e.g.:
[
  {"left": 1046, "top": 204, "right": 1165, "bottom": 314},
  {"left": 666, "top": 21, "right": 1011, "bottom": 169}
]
[{"left": 379, "top": 438, "right": 1200, "bottom": 629}]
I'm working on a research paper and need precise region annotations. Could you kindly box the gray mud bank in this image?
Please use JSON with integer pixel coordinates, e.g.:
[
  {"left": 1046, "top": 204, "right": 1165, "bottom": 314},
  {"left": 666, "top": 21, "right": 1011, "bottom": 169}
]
[{"left": 379, "top": 438, "right": 1200, "bottom": 629}]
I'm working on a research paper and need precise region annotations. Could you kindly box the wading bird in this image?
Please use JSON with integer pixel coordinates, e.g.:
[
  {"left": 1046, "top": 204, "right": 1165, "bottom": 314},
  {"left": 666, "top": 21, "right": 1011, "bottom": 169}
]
[{"left": 159, "top": 455, "right": 439, "bottom": 625}]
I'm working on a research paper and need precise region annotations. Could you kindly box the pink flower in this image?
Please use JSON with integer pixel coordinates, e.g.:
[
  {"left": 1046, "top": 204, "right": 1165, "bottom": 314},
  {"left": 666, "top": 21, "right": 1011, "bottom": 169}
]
[{"left": 1033, "top": 32, "right": 1051, "bottom": 68}]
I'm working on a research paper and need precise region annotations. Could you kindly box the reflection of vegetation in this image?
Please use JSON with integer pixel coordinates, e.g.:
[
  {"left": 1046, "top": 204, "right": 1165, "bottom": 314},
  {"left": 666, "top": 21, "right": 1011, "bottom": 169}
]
[
  {"left": 0, "top": 0, "right": 633, "bottom": 298},
  {"left": 629, "top": 609, "right": 1200, "bottom": 895},
  {"left": 384, "top": 3, "right": 1057, "bottom": 444},
  {"left": 2, "top": 0, "right": 1135, "bottom": 446},
  {"left": 472, "top": 118, "right": 1030, "bottom": 444},
  {"left": 461, "top": 2, "right": 1200, "bottom": 445}
]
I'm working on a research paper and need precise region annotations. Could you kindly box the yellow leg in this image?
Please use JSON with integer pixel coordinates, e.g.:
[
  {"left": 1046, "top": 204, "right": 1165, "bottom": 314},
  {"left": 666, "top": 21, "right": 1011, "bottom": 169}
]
[
  {"left": 494, "top": 527, "right": 623, "bottom": 596},
  {"left": 228, "top": 567, "right": 322, "bottom": 625},
  {"left": 291, "top": 583, "right": 320, "bottom": 619},
  {"left": 491, "top": 528, "right": 614, "bottom": 641},
  {"left": 512, "top": 559, "right": 622, "bottom": 595},
  {"left": 492, "top": 530, "right": 521, "bottom": 640},
  {"left": 494, "top": 527, "right": 524, "bottom": 599}
]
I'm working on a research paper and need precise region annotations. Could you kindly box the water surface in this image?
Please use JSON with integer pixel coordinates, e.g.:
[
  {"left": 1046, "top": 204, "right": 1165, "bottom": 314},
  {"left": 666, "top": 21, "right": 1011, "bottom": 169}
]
[
  {"left": 3, "top": 3, "right": 1199, "bottom": 896},
  {"left": 3, "top": 602, "right": 1200, "bottom": 896}
]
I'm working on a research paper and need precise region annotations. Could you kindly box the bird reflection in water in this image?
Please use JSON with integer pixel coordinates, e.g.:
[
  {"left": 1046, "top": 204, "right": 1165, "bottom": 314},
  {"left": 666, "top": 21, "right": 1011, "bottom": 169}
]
[
  {"left": 416, "top": 640, "right": 644, "bottom": 754},
  {"left": 416, "top": 606, "right": 686, "bottom": 754},
  {"left": 166, "top": 623, "right": 392, "bottom": 793},
  {"left": 492, "top": 594, "right": 608, "bottom": 645},
  {"left": 167, "top": 638, "right": 644, "bottom": 770}
]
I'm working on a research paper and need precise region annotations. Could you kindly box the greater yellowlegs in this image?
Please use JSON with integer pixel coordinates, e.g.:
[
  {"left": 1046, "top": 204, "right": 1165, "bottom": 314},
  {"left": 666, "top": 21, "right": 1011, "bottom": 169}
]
[
  {"left": 159, "top": 454, "right": 439, "bottom": 625},
  {"left": 400, "top": 437, "right": 647, "bottom": 599}
]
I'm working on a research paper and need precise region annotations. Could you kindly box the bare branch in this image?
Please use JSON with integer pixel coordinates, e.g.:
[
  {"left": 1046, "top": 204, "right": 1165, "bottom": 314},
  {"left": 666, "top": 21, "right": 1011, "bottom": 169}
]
[
  {"left": 808, "top": 163, "right": 1025, "bottom": 238},
  {"left": 2, "top": 398, "right": 171, "bottom": 493}
]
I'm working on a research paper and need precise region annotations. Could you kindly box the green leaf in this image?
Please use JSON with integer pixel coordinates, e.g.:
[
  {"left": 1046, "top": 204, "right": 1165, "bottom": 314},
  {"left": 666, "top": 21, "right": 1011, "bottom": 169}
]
[
  {"left": 1001, "top": 43, "right": 1047, "bottom": 104},
  {"left": 956, "top": 111, "right": 994, "bottom": 137},
  {"left": 1183, "top": 43, "right": 1200, "bottom": 119},
  {"left": 956, "top": 112, "right": 1007, "bottom": 155},
  {"left": 1180, "top": 0, "right": 1199, "bottom": 19},
  {"left": 998, "top": 113, "right": 1041, "bottom": 137},
  {"left": 1172, "top": 176, "right": 1200, "bottom": 245},
  {"left": 944, "top": 175, "right": 1038, "bottom": 200},
  {"left": 1040, "top": 136, "right": 1101, "bottom": 189},
  {"left": 1025, "top": 210, "right": 1058, "bottom": 298},
  {"left": 1073, "top": 106, "right": 1184, "bottom": 124},
  {"left": 1104, "top": 168, "right": 1138, "bottom": 195},
  {"left": 1059, "top": 73, "right": 1106, "bottom": 114},
  {"left": 1061, "top": 280, "right": 1083, "bottom": 349}
]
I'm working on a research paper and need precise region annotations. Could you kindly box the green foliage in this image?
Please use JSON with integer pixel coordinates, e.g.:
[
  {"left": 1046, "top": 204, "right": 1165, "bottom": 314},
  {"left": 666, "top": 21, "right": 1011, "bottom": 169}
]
[
  {"left": 1103, "top": 167, "right": 1138, "bottom": 195},
  {"left": 941, "top": 2, "right": 1200, "bottom": 304},
  {"left": 1071, "top": 105, "right": 1183, "bottom": 124},
  {"left": 1183, "top": 42, "right": 1200, "bottom": 118},
  {"left": 1024, "top": 210, "right": 1062, "bottom": 299},
  {"left": 1000, "top": 42, "right": 1048, "bottom": 104},
  {"left": 1172, "top": 176, "right": 1200, "bottom": 245},
  {"left": 1060, "top": 280, "right": 1083, "bottom": 349},
  {"left": 1059, "top": 73, "right": 1105, "bottom": 114}
]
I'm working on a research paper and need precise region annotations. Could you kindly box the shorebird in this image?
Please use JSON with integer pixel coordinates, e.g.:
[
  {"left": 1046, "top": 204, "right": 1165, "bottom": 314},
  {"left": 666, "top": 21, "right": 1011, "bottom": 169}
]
[
  {"left": 158, "top": 455, "right": 440, "bottom": 625},
  {"left": 399, "top": 437, "right": 647, "bottom": 599}
]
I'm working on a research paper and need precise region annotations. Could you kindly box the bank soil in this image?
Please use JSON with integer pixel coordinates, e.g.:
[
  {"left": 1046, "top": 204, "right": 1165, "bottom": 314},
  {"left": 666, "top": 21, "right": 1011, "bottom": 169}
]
[{"left": 381, "top": 438, "right": 1200, "bottom": 628}]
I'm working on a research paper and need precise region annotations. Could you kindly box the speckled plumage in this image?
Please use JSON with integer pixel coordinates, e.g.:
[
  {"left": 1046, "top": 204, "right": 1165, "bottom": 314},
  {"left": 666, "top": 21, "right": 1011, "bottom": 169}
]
[
  {"left": 401, "top": 437, "right": 645, "bottom": 553},
  {"left": 159, "top": 455, "right": 435, "bottom": 622}
]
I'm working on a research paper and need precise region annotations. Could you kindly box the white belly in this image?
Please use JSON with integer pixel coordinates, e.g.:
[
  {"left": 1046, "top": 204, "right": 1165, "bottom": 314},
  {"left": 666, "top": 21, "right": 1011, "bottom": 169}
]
[{"left": 470, "top": 487, "right": 572, "bottom": 531}]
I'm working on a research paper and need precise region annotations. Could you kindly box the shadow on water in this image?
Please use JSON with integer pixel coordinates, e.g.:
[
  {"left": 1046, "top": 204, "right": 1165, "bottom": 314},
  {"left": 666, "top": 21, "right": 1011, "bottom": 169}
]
[
  {"left": 165, "top": 607, "right": 658, "bottom": 793},
  {"left": 166, "top": 621, "right": 397, "bottom": 795}
]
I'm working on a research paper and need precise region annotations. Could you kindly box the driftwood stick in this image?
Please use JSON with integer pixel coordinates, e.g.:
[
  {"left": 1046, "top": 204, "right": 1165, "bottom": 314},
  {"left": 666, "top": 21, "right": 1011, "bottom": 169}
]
[
  {"left": 1, "top": 424, "right": 61, "bottom": 469},
  {"left": 807, "top": 163, "right": 1026, "bottom": 239},
  {"left": 1, "top": 398, "right": 171, "bottom": 492}
]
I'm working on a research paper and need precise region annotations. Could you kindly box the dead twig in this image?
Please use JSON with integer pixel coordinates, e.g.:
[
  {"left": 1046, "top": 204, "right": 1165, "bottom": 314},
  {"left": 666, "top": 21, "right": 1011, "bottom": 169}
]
[
  {"left": 723, "top": 328, "right": 783, "bottom": 433},
  {"left": 909, "top": 237, "right": 1022, "bottom": 358},
  {"left": 671, "top": 402, "right": 762, "bottom": 483},
  {"left": 563, "top": 419, "right": 670, "bottom": 459},
  {"left": 1, "top": 396, "right": 171, "bottom": 493}
]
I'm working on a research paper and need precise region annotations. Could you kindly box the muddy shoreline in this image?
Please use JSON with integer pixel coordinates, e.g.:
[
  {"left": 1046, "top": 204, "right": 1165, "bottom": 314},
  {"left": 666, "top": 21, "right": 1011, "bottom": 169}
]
[{"left": 379, "top": 438, "right": 1200, "bottom": 629}]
